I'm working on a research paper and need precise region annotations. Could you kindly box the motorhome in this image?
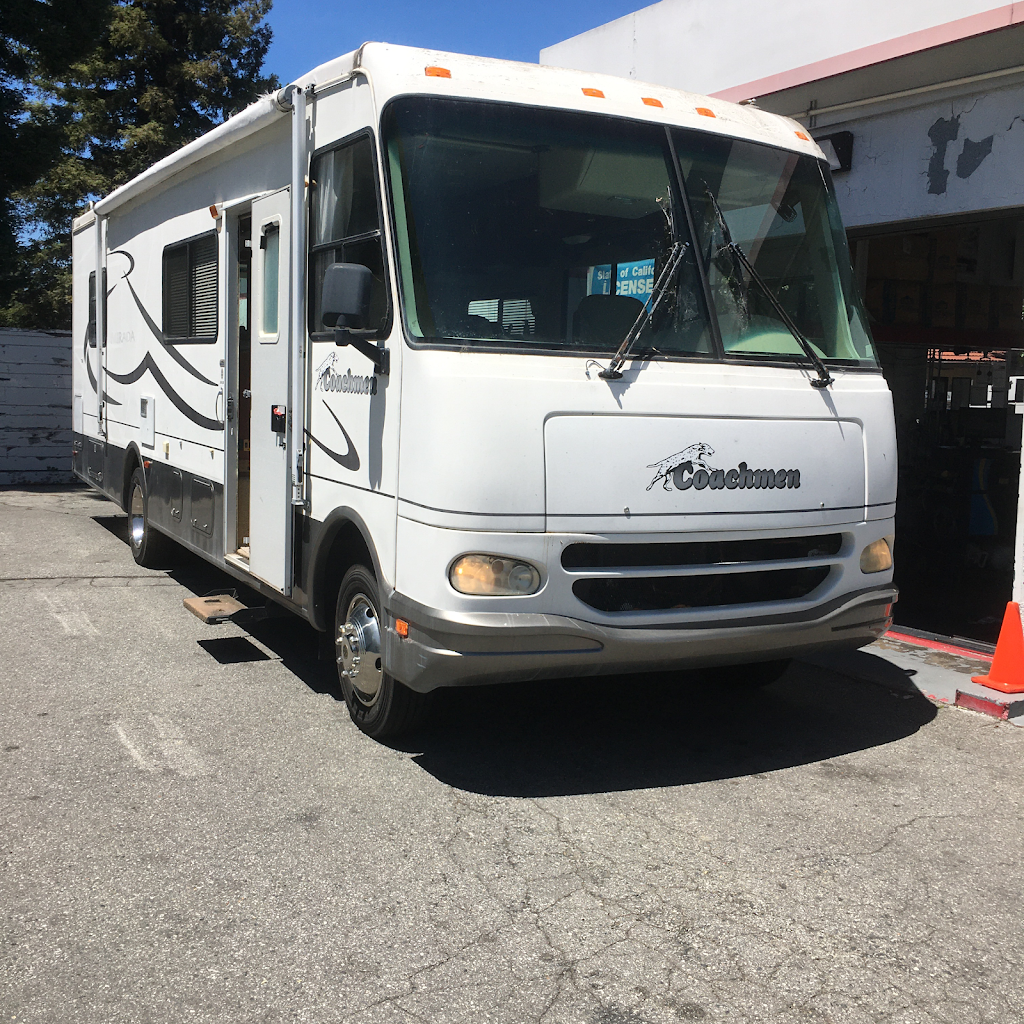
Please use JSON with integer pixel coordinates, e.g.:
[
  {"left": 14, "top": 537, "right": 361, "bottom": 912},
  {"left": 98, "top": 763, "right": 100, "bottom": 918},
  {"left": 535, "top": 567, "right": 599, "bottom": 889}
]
[{"left": 71, "top": 43, "right": 897, "bottom": 737}]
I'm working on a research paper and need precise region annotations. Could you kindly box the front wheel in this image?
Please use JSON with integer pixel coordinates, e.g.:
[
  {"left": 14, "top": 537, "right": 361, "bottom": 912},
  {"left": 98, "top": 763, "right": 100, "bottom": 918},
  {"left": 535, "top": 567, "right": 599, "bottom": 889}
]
[{"left": 335, "top": 565, "right": 429, "bottom": 739}]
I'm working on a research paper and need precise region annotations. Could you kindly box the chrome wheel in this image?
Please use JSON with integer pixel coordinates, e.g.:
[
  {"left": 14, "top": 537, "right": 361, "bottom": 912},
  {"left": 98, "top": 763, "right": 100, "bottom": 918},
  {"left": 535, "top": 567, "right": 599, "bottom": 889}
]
[
  {"left": 130, "top": 480, "right": 146, "bottom": 550},
  {"left": 337, "top": 594, "right": 383, "bottom": 707}
]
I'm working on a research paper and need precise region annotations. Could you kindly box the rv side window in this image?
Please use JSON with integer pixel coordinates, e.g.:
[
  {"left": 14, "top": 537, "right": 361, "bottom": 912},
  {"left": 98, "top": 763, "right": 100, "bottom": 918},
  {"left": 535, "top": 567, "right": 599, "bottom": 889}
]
[
  {"left": 162, "top": 232, "right": 219, "bottom": 343},
  {"left": 308, "top": 134, "right": 389, "bottom": 337},
  {"left": 87, "top": 272, "right": 97, "bottom": 348}
]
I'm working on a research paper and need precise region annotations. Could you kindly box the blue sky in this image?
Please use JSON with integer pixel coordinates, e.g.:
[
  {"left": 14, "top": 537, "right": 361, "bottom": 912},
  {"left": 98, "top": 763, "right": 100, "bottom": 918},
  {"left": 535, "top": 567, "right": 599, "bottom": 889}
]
[{"left": 264, "top": 0, "right": 642, "bottom": 83}]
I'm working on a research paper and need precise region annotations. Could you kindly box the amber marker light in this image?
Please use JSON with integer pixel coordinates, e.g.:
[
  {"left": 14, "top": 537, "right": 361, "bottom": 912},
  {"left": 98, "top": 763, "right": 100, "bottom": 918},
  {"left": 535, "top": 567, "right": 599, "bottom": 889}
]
[
  {"left": 582, "top": 87, "right": 605, "bottom": 98},
  {"left": 425, "top": 66, "right": 451, "bottom": 78},
  {"left": 641, "top": 97, "right": 663, "bottom": 107},
  {"left": 395, "top": 619, "right": 409, "bottom": 638},
  {"left": 695, "top": 107, "right": 716, "bottom": 117},
  {"left": 795, "top": 130, "right": 810, "bottom": 141}
]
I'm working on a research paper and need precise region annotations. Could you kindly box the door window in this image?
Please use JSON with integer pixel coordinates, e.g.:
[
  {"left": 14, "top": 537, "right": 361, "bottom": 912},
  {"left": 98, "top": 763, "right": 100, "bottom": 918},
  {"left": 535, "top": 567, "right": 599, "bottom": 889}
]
[{"left": 262, "top": 224, "right": 280, "bottom": 335}]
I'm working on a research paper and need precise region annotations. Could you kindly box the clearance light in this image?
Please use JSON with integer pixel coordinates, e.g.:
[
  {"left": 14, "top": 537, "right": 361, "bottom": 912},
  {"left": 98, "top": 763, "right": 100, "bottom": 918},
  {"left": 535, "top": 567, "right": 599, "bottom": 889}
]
[
  {"left": 795, "top": 130, "right": 810, "bottom": 141},
  {"left": 450, "top": 554, "right": 542, "bottom": 596},
  {"left": 582, "top": 87, "right": 605, "bottom": 98},
  {"left": 395, "top": 618, "right": 409, "bottom": 638},
  {"left": 642, "top": 97, "right": 663, "bottom": 107},
  {"left": 425, "top": 66, "right": 451, "bottom": 78},
  {"left": 696, "top": 107, "right": 716, "bottom": 117},
  {"left": 860, "top": 537, "right": 894, "bottom": 574}
]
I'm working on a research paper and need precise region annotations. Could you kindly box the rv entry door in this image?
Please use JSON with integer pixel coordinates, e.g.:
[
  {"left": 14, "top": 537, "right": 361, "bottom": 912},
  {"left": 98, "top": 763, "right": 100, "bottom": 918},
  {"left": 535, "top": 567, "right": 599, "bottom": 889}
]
[{"left": 248, "top": 188, "right": 292, "bottom": 592}]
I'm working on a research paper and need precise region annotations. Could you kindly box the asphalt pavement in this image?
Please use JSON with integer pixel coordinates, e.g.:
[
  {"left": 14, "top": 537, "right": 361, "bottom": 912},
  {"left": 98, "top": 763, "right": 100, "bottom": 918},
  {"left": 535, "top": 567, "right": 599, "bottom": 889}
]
[{"left": 1, "top": 485, "right": 1023, "bottom": 1024}]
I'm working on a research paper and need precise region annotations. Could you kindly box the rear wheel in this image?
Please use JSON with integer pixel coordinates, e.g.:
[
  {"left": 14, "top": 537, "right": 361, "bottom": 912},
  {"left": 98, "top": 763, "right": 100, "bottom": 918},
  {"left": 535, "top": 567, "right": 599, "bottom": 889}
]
[
  {"left": 335, "top": 565, "right": 429, "bottom": 739},
  {"left": 128, "top": 467, "right": 173, "bottom": 568}
]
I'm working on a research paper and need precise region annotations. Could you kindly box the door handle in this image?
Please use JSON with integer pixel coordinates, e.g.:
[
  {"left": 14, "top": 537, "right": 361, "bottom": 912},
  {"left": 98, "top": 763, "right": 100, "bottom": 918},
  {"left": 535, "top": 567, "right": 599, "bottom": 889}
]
[{"left": 215, "top": 390, "right": 224, "bottom": 421}]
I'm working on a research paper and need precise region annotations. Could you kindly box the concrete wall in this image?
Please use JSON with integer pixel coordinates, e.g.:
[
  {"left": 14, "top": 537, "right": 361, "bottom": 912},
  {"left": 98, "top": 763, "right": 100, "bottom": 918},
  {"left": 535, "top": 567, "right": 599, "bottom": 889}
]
[
  {"left": 828, "top": 79, "right": 1024, "bottom": 229},
  {"left": 540, "top": 0, "right": 1008, "bottom": 97},
  {"left": 0, "top": 330, "right": 74, "bottom": 485}
]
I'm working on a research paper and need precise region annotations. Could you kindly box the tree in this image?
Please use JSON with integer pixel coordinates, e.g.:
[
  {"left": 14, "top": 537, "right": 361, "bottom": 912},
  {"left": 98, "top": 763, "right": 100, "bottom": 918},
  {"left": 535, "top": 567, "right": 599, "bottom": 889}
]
[
  {"left": 1, "top": 0, "right": 278, "bottom": 329},
  {"left": 0, "top": 0, "right": 109, "bottom": 316}
]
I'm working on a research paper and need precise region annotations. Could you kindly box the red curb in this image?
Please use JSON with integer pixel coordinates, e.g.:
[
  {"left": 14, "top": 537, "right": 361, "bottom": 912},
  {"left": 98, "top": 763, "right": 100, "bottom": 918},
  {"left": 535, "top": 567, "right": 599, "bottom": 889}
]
[
  {"left": 884, "top": 630, "right": 993, "bottom": 662},
  {"left": 955, "top": 691, "right": 1012, "bottom": 720}
]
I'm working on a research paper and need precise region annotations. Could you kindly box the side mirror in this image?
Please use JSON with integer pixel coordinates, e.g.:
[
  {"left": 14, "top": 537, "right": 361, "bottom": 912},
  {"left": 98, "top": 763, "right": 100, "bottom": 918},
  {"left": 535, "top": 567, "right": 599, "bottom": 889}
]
[{"left": 321, "top": 262, "right": 372, "bottom": 330}]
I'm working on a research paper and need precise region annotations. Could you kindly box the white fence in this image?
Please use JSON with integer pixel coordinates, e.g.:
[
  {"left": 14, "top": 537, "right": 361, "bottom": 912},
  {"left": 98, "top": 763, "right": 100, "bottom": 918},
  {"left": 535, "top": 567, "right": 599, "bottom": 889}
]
[{"left": 0, "top": 329, "right": 74, "bottom": 485}]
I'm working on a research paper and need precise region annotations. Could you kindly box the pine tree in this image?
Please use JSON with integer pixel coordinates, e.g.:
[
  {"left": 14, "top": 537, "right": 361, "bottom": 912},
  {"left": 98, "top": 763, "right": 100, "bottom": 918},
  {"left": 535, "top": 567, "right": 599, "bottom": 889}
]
[
  {"left": 0, "top": 0, "right": 109, "bottom": 316},
  {"left": 1, "top": 0, "right": 278, "bottom": 329}
]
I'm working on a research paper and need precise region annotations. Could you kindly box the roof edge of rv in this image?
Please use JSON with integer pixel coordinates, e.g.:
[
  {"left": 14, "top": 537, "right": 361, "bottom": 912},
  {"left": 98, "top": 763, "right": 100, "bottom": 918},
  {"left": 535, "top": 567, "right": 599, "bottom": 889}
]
[{"left": 93, "top": 91, "right": 294, "bottom": 217}]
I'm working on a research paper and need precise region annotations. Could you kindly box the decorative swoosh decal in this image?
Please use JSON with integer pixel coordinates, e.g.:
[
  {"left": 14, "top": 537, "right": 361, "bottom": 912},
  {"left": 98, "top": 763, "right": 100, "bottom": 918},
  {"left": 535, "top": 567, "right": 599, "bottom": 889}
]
[
  {"left": 108, "top": 248, "right": 135, "bottom": 277},
  {"left": 306, "top": 401, "right": 360, "bottom": 471},
  {"left": 82, "top": 330, "right": 121, "bottom": 406},
  {"left": 123, "top": 277, "right": 218, "bottom": 386},
  {"left": 105, "top": 354, "right": 223, "bottom": 431}
]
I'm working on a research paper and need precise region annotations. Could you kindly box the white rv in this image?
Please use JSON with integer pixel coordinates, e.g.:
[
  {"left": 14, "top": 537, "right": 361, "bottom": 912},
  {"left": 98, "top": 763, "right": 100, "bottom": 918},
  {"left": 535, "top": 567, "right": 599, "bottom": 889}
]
[{"left": 72, "top": 43, "right": 897, "bottom": 737}]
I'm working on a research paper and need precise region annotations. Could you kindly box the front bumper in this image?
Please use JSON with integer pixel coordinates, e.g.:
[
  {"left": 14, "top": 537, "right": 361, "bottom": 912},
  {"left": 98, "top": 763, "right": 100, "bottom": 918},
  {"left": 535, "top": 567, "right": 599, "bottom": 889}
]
[{"left": 383, "top": 584, "right": 896, "bottom": 693}]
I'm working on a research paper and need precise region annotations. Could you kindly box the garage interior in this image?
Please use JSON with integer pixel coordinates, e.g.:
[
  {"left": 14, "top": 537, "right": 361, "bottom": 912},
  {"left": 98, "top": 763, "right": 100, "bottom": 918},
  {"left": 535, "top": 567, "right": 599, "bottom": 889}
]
[{"left": 853, "top": 211, "right": 1024, "bottom": 642}]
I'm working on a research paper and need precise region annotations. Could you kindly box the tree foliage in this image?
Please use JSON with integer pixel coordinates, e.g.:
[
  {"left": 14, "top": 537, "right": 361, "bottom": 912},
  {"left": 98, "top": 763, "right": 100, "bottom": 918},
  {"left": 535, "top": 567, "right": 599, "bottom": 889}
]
[
  {"left": 1, "top": 0, "right": 278, "bottom": 329},
  {"left": 0, "top": 0, "right": 109, "bottom": 317}
]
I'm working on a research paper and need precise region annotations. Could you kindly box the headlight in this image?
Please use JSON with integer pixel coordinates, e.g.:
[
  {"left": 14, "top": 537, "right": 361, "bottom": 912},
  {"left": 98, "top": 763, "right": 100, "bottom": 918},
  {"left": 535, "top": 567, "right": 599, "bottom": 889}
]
[
  {"left": 860, "top": 536, "right": 894, "bottom": 573},
  {"left": 449, "top": 554, "right": 542, "bottom": 596}
]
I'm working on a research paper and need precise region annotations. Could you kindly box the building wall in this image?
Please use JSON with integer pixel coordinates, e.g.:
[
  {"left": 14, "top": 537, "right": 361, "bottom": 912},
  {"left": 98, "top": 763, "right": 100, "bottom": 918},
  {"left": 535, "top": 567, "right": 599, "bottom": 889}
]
[
  {"left": 540, "top": 0, "right": 1007, "bottom": 97},
  {"left": 0, "top": 330, "right": 74, "bottom": 485},
  {"left": 826, "top": 79, "right": 1024, "bottom": 229}
]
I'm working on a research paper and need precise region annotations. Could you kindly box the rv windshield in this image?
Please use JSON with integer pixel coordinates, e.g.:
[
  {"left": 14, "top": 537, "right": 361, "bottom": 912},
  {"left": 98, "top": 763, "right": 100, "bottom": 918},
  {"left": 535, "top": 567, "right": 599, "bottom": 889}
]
[
  {"left": 673, "top": 128, "right": 876, "bottom": 365},
  {"left": 383, "top": 96, "right": 877, "bottom": 367}
]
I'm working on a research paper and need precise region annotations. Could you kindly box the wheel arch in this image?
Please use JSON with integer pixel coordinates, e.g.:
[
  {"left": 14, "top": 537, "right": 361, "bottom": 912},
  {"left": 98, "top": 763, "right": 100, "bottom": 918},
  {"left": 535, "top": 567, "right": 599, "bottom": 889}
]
[
  {"left": 121, "top": 442, "right": 145, "bottom": 511},
  {"left": 307, "top": 506, "right": 387, "bottom": 633}
]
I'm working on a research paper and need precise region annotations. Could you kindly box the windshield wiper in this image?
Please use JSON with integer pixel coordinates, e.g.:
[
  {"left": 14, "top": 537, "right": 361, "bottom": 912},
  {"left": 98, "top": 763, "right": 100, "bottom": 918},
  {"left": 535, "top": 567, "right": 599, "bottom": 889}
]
[
  {"left": 598, "top": 240, "right": 689, "bottom": 380},
  {"left": 704, "top": 189, "right": 834, "bottom": 390}
]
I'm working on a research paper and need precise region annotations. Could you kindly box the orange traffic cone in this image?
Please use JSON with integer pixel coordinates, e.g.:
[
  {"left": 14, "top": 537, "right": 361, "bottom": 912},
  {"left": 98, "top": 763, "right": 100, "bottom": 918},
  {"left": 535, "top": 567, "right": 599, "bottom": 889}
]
[{"left": 972, "top": 602, "right": 1024, "bottom": 693}]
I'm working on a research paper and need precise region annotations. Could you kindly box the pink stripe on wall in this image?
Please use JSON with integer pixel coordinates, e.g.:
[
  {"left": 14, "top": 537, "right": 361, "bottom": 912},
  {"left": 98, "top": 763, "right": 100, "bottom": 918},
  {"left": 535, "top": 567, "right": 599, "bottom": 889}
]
[{"left": 712, "top": 3, "right": 1024, "bottom": 102}]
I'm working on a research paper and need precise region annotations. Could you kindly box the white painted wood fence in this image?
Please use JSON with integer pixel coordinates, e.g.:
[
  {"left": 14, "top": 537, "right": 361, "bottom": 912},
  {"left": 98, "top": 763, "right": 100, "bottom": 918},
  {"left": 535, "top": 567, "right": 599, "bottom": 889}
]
[{"left": 0, "top": 329, "right": 74, "bottom": 485}]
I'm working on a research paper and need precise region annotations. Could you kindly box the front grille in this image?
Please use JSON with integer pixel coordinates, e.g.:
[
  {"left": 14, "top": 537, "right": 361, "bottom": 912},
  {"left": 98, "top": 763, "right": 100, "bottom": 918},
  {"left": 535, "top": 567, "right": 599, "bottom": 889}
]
[
  {"left": 572, "top": 566, "right": 832, "bottom": 613},
  {"left": 562, "top": 533, "right": 842, "bottom": 570}
]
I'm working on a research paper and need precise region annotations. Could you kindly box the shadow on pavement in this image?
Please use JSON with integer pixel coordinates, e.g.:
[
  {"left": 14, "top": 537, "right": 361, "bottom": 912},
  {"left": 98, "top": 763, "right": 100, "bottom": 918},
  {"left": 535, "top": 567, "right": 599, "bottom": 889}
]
[
  {"left": 91, "top": 510, "right": 937, "bottom": 797},
  {"left": 394, "top": 659, "right": 936, "bottom": 797},
  {"left": 92, "top": 514, "right": 129, "bottom": 544},
  {"left": 93, "top": 514, "right": 340, "bottom": 696}
]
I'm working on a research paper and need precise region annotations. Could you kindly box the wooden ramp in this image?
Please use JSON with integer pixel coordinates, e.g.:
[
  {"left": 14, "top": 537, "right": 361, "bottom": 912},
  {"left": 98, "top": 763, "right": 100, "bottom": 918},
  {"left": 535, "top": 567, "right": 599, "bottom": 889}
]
[{"left": 183, "top": 594, "right": 247, "bottom": 624}]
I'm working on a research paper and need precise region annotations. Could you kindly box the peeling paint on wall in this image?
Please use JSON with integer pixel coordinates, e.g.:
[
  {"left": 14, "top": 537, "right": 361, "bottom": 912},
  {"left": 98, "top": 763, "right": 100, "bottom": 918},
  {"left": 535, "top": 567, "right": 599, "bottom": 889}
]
[
  {"left": 831, "top": 82, "right": 1024, "bottom": 229},
  {"left": 927, "top": 116, "right": 959, "bottom": 195},
  {"left": 957, "top": 136, "right": 994, "bottom": 179}
]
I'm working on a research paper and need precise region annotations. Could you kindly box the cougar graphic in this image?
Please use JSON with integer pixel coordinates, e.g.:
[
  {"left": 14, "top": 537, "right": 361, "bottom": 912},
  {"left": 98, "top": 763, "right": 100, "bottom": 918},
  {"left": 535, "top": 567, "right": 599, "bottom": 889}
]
[
  {"left": 647, "top": 443, "right": 716, "bottom": 491},
  {"left": 314, "top": 351, "right": 337, "bottom": 388}
]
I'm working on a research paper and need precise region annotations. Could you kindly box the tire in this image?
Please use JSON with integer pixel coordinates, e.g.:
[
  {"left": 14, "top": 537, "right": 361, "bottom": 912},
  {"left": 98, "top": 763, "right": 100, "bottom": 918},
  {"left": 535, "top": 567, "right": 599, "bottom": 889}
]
[
  {"left": 707, "top": 658, "right": 792, "bottom": 688},
  {"left": 334, "top": 565, "right": 429, "bottom": 739},
  {"left": 127, "top": 467, "right": 173, "bottom": 568}
]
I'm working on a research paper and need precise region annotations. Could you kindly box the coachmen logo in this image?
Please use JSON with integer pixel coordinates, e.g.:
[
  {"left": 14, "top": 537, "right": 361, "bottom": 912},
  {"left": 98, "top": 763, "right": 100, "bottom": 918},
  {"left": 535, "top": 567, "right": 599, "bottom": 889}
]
[
  {"left": 647, "top": 443, "right": 801, "bottom": 492},
  {"left": 315, "top": 351, "right": 377, "bottom": 396}
]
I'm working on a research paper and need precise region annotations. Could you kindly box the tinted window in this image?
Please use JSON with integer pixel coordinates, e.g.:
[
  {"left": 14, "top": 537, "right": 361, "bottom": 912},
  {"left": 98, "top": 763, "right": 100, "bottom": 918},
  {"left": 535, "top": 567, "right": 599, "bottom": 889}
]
[
  {"left": 162, "top": 233, "right": 218, "bottom": 343},
  {"left": 308, "top": 135, "right": 388, "bottom": 336},
  {"left": 674, "top": 128, "right": 876, "bottom": 365},
  {"left": 383, "top": 96, "right": 712, "bottom": 356}
]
